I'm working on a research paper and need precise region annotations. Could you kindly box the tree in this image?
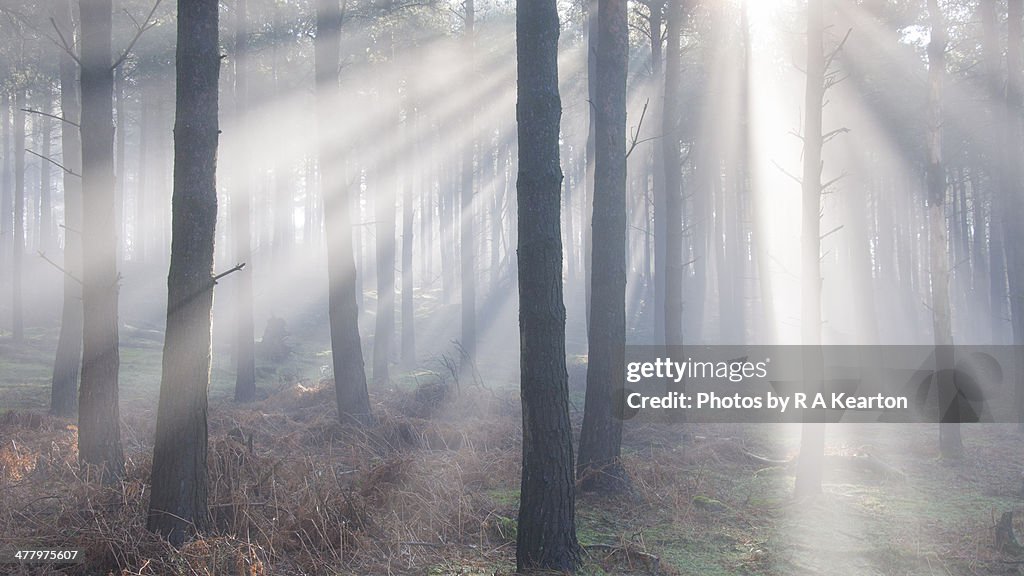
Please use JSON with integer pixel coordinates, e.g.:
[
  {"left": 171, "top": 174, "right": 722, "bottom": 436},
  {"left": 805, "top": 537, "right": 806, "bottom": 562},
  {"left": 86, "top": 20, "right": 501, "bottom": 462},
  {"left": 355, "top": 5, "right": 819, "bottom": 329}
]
[
  {"left": 12, "top": 88, "right": 23, "bottom": 342},
  {"left": 924, "top": 0, "right": 962, "bottom": 459},
  {"left": 1003, "top": 0, "right": 1024, "bottom": 432},
  {"left": 461, "top": 0, "right": 477, "bottom": 368},
  {"left": 50, "top": 0, "right": 84, "bottom": 417},
  {"left": 662, "top": 0, "right": 683, "bottom": 348},
  {"left": 78, "top": 0, "right": 124, "bottom": 481},
  {"left": 578, "top": 0, "right": 628, "bottom": 493},
  {"left": 316, "top": 0, "right": 372, "bottom": 423},
  {"left": 794, "top": 0, "right": 826, "bottom": 497},
  {"left": 515, "top": 0, "right": 581, "bottom": 568},
  {"left": 233, "top": 0, "right": 256, "bottom": 403},
  {"left": 147, "top": 0, "right": 220, "bottom": 545}
]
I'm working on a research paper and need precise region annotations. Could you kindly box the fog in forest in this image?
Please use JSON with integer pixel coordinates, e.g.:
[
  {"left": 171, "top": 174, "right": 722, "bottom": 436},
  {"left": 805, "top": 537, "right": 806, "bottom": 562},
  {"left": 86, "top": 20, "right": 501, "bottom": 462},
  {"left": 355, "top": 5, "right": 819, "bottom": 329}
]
[{"left": 2, "top": 0, "right": 1024, "bottom": 574}]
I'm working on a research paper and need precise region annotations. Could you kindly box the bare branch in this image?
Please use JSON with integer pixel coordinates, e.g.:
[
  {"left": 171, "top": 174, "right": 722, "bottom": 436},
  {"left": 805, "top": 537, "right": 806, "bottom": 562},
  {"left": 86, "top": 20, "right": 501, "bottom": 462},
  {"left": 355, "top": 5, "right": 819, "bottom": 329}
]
[
  {"left": 771, "top": 160, "right": 803, "bottom": 186},
  {"left": 112, "top": 0, "right": 163, "bottom": 71},
  {"left": 38, "top": 251, "right": 82, "bottom": 285},
  {"left": 21, "top": 108, "right": 79, "bottom": 128},
  {"left": 49, "top": 16, "right": 81, "bottom": 65},
  {"left": 212, "top": 262, "right": 246, "bottom": 285},
  {"left": 25, "top": 149, "right": 81, "bottom": 178},
  {"left": 625, "top": 98, "right": 650, "bottom": 159},
  {"left": 819, "top": 224, "right": 843, "bottom": 241}
]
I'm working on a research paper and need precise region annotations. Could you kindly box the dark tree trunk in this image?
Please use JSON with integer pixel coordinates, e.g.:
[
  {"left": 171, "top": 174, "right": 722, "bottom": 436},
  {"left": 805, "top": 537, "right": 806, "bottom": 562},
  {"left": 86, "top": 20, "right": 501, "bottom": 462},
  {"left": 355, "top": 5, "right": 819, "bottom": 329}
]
[
  {"left": 38, "top": 89, "right": 53, "bottom": 253},
  {"left": 1, "top": 93, "right": 9, "bottom": 313},
  {"left": 663, "top": 0, "right": 683, "bottom": 347},
  {"left": 925, "top": 0, "right": 962, "bottom": 459},
  {"left": 649, "top": 0, "right": 667, "bottom": 345},
  {"left": 114, "top": 65, "right": 125, "bottom": 263},
  {"left": 515, "top": 0, "right": 581, "bottom": 567},
  {"left": 78, "top": 0, "right": 124, "bottom": 481},
  {"left": 147, "top": 0, "right": 220, "bottom": 546},
  {"left": 584, "top": 0, "right": 597, "bottom": 329},
  {"left": 401, "top": 105, "right": 416, "bottom": 368},
  {"left": 51, "top": 0, "right": 84, "bottom": 417},
  {"left": 461, "top": 0, "right": 477, "bottom": 367},
  {"left": 316, "top": 0, "right": 372, "bottom": 423},
  {"left": 578, "top": 0, "right": 628, "bottom": 493},
  {"left": 794, "top": 0, "right": 826, "bottom": 498},
  {"left": 233, "top": 0, "right": 256, "bottom": 403},
  {"left": 12, "top": 89, "right": 24, "bottom": 342},
  {"left": 1005, "top": 0, "right": 1024, "bottom": 432},
  {"left": 373, "top": 164, "right": 396, "bottom": 385}
]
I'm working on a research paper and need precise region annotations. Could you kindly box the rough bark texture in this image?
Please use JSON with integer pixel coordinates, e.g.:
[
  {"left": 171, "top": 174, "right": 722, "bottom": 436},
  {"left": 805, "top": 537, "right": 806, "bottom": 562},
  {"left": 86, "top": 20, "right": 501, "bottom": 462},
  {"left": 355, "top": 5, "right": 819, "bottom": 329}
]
[
  {"left": 0, "top": 94, "right": 9, "bottom": 306},
  {"left": 1006, "top": 0, "right": 1024, "bottom": 432},
  {"left": 78, "top": 0, "right": 124, "bottom": 481},
  {"left": 401, "top": 105, "right": 416, "bottom": 368},
  {"left": 794, "top": 0, "right": 825, "bottom": 498},
  {"left": 663, "top": 0, "right": 683, "bottom": 348},
  {"left": 12, "top": 89, "right": 24, "bottom": 342},
  {"left": 925, "top": 0, "right": 963, "bottom": 459},
  {"left": 515, "top": 0, "right": 581, "bottom": 568},
  {"left": 461, "top": 0, "right": 477, "bottom": 368},
  {"left": 578, "top": 0, "right": 628, "bottom": 493},
  {"left": 147, "top": 0, "right": 220, "bottom": 546},
  {"left": 233, "top": 0, "right": 257, "bottom": 403},
  {"left": 51, "top": 0, "right": 84, "bottom": 417},
  {"left": 316, "top": 0, "right": 372, "bottom": 423}
]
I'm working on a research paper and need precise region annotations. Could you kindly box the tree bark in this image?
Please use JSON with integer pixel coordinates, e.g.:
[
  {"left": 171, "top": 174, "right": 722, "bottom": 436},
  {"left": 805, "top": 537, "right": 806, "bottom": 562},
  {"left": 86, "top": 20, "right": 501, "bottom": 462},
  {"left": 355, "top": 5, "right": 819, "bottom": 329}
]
[
  {"left": 925, "top": 0, "right": 962, "bottom": 458},
  {"left": 79, "top": 0, "right": 124, "bottom": 482},
  {"left": 578, "top": 0, "right": 629, "bottom": 493},
  {"left": 316, "top": 0, "right": 372, "bottom": 423},
  {"left": 461, "top": 0, "right": 477, "bottom": 368},
  {"left": 12, "top": 89, "right": 24, "bottom": 342},
  {"left": 794, "top": 0, "right": 826, "bottom": 498},
  {"left": 233, "top": 0, "right": 256, "bottom": 403},
  {"left": 147, "top": 0, "right": 220, "bottom": 545},
  {"left": 663, "top": 0, "right": 683, "bottom": 348},
  {"left": 51, "top": 0, "right": 85, "bottom": 417},
  {"left": 515, "top": 0, "right": 581, "bottom": 567},
  {"left": 401, "top": 104, "right": 416, "bottom": 369}
]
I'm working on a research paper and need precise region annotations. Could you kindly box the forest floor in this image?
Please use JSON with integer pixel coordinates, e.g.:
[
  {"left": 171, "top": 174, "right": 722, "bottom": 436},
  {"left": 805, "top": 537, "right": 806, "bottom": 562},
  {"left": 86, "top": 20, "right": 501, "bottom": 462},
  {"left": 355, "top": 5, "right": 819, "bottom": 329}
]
[{"left": 1, "top": 329, "right": 1023, "bottom": 575}]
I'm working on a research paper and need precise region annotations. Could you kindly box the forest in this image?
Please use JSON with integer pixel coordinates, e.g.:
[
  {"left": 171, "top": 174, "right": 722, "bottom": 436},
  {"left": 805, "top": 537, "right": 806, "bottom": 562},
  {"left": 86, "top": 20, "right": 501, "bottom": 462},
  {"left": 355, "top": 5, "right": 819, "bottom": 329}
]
[{"left": 1, "top": 0, "right": 1024, "bottom": 574}]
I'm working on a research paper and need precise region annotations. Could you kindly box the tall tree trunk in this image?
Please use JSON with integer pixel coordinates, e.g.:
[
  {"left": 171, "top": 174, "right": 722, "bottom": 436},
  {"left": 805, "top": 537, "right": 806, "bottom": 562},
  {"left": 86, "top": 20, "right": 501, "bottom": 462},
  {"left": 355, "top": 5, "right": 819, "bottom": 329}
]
[
  {"left": 1005, "top": 0, "right": 1024, "bottom": 431},
  {"left": 794, "top": 0, "right": 826, "bottom": 498},
  {"left": 925, "top": 0, "right": 962, "bottom": 458},
  {"left": 650, "top": 0, "right": 667, "bottom": 345},
  {"left": 147, "top": 0, "right": 220, "bottom": 545},
  {"left": 78, "top": 0, "right": 124, "bottom": 481},
  {"left": 1, "top": 93, "right": 9, "bottom": 318},
  {"left": 515, "top": 0, "right": 581, "bottom": 567},
  {"left": 372, "top": 164, "right": 396, "bottom": 385},
  {"left": 461, "top": 0, "right": 477, "bottom": 367},
  {"left": 317, "top": 0, "right": 372, "bottom": 423},
  {"left": 38, "top": 89, "right": 53, "bottom": 253},
  {"left": 114, "top": 65, "right": 126, "bottom": 263},
  {"left": 578, "top": 0, "right": 628, "bottom": 493},
  {"left": 663, "top": 0, "right": 683, "bottom": 347},
  {"left": 401, "top": 103, "right": 416, "bottom": 368},
  {"left": 12, "top": 89, "right": 24, "bottom": 342},
  {"left": 584, "top": 0, "right": 597, "bottom": 329},
  {"left": 51, "top": 0, "right": 85, "bottom": 417},
  {"left": 981, "top": 0, "right": 1005, "bottom": 344},
  {"left": 233, "top": 0, "right": 256, "bottom": 403}
]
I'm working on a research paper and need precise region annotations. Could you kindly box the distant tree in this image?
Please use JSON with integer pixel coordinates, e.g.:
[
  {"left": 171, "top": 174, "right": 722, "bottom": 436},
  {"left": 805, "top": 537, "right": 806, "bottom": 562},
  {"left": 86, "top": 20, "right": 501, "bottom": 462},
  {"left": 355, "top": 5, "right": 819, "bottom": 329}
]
[
  {"left": 78, "top": 0, "right": 124, "bottom": 481},
  {"left": 461, "top": 0, "right": 477, "bottom": 369},
  {"left": 515, "top": 0, "right": 581, "bottom": 568},
  {"left": 12, "top": 88, "right": 23, "bottom": 342},
  {"left": 663, "top": 0, "right": 683, "bottom": 348},
  {"left": 401, "top": 101, "right": 416, "bottom": 368},
  {"left": 578, "top": 0, "right": 629, "bottom": 493},
  {"left": 50, "top": 0, "right": 84, "bottom": 417},
  {"left": 147, "top": 0, "right": 221, "bottom": 545},
  {"left": 794, "top": 0, "right": 826, "bottom": 497},
  {"left": 233, "top": 0, "right": 257, "bottom": 403},
  {"left": 316, "top": 0, "right": 372, "bottom": 423},
  {"left": 924, "top": 0, "right": 962, "bottom": 459}
]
